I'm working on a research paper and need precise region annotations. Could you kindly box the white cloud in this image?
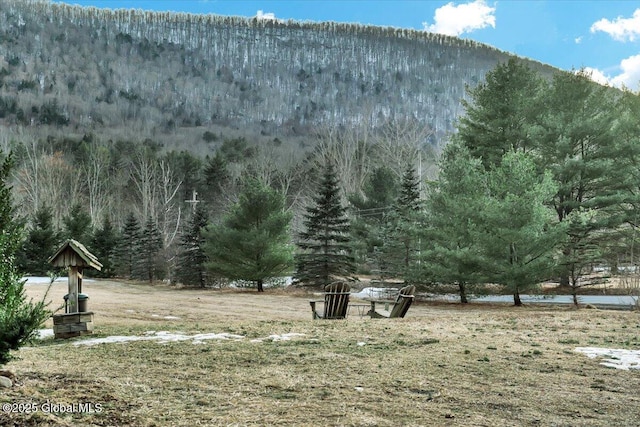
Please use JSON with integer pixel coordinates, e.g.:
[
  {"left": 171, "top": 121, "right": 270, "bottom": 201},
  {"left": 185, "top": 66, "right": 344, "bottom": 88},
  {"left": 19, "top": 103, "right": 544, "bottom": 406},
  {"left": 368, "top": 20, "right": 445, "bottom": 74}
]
[
  {"left": 583, "top": 55, "right": 640, "bottom": 91},
  {"left": 611, "top": 54, "right": 640, "bottom": 89},
  {"left": 256, "top": 10, "right": 276, "bottom": 21},
  {"left": 574, "top": 36, "right": 583, "bottom": 44},
  {"left": 582, "top": 67, "right": 611, "bottom": 86},
  {"left": 590, "top": 9, "right": 640, "bottom": 42},
  {"left": 423, "top": 0, "right": 496, "bottom": 36}
]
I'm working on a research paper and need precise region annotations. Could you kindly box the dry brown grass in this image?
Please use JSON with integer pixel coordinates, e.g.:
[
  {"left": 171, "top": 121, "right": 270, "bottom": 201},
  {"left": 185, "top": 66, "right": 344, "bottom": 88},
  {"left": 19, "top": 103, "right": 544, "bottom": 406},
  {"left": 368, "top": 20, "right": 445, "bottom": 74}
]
[{"left": 1, "top": 279, "right": 640, "bottom": 426}]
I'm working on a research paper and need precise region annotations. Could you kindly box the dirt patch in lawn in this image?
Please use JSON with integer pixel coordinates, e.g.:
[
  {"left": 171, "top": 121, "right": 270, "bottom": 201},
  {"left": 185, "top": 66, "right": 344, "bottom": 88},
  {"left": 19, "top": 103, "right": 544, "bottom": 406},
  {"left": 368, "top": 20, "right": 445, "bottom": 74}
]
[{"left": 2, "top": 279, "right": 639, "bottom": 426}]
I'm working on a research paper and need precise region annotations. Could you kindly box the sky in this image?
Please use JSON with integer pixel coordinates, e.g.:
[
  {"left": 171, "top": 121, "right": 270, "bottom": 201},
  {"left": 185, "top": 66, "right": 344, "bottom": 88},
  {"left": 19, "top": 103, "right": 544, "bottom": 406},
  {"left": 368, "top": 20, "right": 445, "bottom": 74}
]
[{"left": 52, "top": 0, "right": 640, "bottom": 90}]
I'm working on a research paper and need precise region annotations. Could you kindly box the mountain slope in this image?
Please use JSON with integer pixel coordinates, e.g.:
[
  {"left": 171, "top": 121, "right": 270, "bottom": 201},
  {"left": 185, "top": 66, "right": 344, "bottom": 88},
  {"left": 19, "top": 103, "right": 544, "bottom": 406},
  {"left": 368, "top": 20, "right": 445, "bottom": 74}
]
[{"left": 0, "top": 0, "right": 557, "bottom": 149}]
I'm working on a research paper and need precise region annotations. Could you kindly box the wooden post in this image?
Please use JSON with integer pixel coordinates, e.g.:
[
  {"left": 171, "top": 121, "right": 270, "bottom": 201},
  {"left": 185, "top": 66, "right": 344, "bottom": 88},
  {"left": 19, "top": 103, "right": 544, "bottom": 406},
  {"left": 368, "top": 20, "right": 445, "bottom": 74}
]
[{"left": 68, "top": 266, "right": 79, "bottom": 313}]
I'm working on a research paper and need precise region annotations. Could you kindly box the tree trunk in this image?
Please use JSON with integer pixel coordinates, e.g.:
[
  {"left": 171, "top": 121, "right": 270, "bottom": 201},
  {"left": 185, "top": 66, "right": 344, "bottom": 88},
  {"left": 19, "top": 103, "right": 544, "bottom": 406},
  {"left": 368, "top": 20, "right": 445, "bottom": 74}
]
[
  {"left": 559, "top": 246, "right": 571, "bottom": 288},
  {"left": 458, "top": 282, "right": 468, "bottom": 304},
  {"left": 572, "top": 288, "right": 579, "bottom": 307},
  {"left": 257, "top": 278, "right": 264, "bottom": 292},
  {"left": 513, "top": 290, "right": 522, "bottom": 306}
]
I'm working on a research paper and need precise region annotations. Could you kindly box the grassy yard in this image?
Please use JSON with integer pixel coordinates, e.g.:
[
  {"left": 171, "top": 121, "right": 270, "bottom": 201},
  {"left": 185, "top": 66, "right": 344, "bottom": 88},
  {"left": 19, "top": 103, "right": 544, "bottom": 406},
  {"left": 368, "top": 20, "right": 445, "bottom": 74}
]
[{"left": 1, "top": 279, "right": 640, "bottom": 426}]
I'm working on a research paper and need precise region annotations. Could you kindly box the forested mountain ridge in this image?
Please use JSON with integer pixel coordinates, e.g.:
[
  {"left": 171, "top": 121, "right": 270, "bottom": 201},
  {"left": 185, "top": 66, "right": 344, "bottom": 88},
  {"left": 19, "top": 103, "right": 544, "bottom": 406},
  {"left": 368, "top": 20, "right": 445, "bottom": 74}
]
[
  {"left": 0, "top": 0, "right": 574, "bottom": 285},
  {"left": 3, "top": 1, "right": 633, "bottom": 294},
  {"left": 0, "top": 0, "right": 557, "bottom": 149}
]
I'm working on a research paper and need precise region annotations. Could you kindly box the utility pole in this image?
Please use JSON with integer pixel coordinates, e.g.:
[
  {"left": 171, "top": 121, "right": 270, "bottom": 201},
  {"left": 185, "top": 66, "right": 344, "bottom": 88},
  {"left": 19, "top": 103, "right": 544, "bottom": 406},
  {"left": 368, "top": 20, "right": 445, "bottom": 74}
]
[{"left": 185, "top": 189, "right": 199, "bottom": 213}]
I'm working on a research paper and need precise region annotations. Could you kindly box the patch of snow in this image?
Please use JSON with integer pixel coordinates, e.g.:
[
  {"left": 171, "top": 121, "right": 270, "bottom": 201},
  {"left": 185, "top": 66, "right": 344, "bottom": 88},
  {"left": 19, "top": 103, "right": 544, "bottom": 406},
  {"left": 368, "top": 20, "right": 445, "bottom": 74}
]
[
  {"left": 357, "top": 342, "right": 366, "bottom": 346},
  {"left": 351, "top": 287, "right": 399, "bottom": 300},
  {"left": 23, "top": 276, "right": 94, "bottom": 285},
  {"left": 191, "top": 332, "right": 245, "bottom": 344},
  {"left": 74, "top": 330, "right": 245, "bottom": 346},
  {"left": 37, "top": 329, "right": 54, "bottom": 339},
  {"left": 150, "top": 314, "right": 181, "bottom": 320},
  {"left": 575, "top": 347, "right": 640, "bottom": 370},
  {"left": 250, "top": 333, "right": 306, "bottom": 343},
  {"left": 227, "top": 276, "right": 293, "bottom": 289}
]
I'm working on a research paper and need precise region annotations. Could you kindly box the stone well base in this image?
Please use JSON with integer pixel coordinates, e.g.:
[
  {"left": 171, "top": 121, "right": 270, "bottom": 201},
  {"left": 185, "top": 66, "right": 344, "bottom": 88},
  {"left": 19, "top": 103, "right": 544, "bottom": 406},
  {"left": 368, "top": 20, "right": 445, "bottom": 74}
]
[{"left": 53, "top": 312, "right": 94, "bottom": 339}]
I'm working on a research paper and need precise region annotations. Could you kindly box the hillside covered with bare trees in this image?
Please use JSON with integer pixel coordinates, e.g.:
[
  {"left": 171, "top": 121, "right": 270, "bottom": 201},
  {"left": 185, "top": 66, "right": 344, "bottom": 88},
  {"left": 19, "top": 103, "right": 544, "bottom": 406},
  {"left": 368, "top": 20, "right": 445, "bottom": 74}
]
[{"left": 0, "top": 0, "right": 556, "bottom": 149}]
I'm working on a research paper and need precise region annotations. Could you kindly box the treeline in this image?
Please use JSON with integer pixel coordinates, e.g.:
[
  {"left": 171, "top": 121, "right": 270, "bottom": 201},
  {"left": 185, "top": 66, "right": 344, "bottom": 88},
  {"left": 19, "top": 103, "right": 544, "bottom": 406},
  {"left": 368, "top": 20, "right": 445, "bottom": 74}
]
[
  {"left": 11, "top": 60, "right": 640, "bottom": 306},
  {"left": 8, "top": 115, "right": 436, "bottom": 285},
  {"left": 396, "top": 61, "right": 640, "bottom": 305},
  {"left": 195, "top": 60, "right": 640, "bottom": 307}
]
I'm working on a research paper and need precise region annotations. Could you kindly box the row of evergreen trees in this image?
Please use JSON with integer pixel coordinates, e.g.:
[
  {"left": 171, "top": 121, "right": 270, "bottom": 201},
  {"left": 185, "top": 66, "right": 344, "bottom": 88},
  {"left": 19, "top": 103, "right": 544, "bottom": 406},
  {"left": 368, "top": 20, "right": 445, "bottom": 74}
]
[
  {"left": 18, "top": 201, "right": 170, "bottom": 282},
  {"left": 291, "top": 60, "right": 640, "bottom": 307},
  {"left": 13, "top": 60, "right": 640, "bottom": 307},
  {"left": 415, "top": 61, "right": 640, "bottom": 306},
  {"left": 200, "top": 162, "right": 422, "bottom": 292}
]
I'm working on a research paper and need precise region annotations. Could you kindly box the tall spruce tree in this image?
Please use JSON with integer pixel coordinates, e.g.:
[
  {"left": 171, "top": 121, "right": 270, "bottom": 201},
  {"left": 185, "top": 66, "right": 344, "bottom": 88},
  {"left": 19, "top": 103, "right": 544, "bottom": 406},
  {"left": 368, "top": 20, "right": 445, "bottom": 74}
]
[
  {"left": 90, "top": 215, "right": 118, "bottom": 278},
  {"left": 139, "top": 216, "right": 163, "bottom": 282},
  {"left": 176, "top": 204, "right": 209, "bottom": 287},
  {"left": 379, "top": 165, "right": 422, "bottom": 284},
  {"left": 18, "top": 204, "right": 60, "bottom": 275},
  {"left": 0, "top": 152, "right": 50, "bottom": 366},
  {"left": 117, "top": 213, "right": 141, "bottom": 279},
  {"left": 204, "top": 179, "right": 293, "bottom": 292},
  {"left": 62, "top": 203, "right": 92, "bottom": 244},
  {"left": 295, "top": 163, "right": 354, "bottom": 287},
  {"left": 348, "top": 166, "right": 399, "bottom": 273}
]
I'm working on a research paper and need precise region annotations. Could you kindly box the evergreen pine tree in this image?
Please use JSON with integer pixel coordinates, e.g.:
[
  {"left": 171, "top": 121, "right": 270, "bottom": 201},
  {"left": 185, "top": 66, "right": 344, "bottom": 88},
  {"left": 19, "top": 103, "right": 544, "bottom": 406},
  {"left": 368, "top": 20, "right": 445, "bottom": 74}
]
[
  {"left": 90, "top": 215, "right": 119, "bottom": 278},
  {"left": 202, "top": 152, "right": 230, "bottom": 210},
  {"left": 295, "top": 163, "right": 354, "bottom": 287},
  {"left": 396, "top": 165, "right": 421, "bottom": 214},
  {"left": 204, "top": 179, "right": 293, "bottom": 292},
  {"left": 18, "top": 204, "right": 60, "bottom": 275},
  {"left": 0, "top": 152, "right": 50, "bottom": 366},
  {"left": 456, "top": 58, "right": 543, "bottom": 169},
  {"left": 420, "top": 147, "right": 564, "bottom": 306},
  {"left": 62, "top": 202, "right": 92, "bottom": 244},
  {"left": 418, "top": 142, "right": 487, "bottom": 303},
  {"left": 456, "top": 61, "right": 633, "bottom": 293},
  {"left": 204, "top": 152, "right": 229, "bottom": 194},
  {"left": 176, "top": 204, "right": 209, "bottom": 287},
  {"left": 379, "top": 164, "right": 422, "bottom": 283},
  {"left": 348, "top": 166, "right": 398, "bottom": 272},
  {"left": 536, "top": 70, "right": 628, "bottom": 289},
  {"left": 117, "top": 213, "right": 141, "bottom": 279},
  {"left": 474, "top": 151, "right": 565, "bottom": 306},
  {"left": 139, "top": 216, "right": 163, "bottom": 282}
]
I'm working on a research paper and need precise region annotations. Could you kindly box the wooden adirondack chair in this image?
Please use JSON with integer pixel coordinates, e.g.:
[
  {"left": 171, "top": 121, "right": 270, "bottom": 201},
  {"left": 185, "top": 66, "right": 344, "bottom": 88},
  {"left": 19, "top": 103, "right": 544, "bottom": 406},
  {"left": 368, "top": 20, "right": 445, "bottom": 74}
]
[
  {"left": 309, "top": 283, "right": 351, "bottom": 319},
  {"left": 368, "top": 285, "right": 415, "bottom": 319}
]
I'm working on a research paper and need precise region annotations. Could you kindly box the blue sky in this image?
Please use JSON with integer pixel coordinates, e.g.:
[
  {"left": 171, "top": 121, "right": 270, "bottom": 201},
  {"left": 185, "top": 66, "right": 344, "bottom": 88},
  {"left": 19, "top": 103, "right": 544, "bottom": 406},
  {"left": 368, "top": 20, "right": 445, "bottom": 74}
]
[{"left": 54, "top": 1, "right": 640, "bottom": 90}]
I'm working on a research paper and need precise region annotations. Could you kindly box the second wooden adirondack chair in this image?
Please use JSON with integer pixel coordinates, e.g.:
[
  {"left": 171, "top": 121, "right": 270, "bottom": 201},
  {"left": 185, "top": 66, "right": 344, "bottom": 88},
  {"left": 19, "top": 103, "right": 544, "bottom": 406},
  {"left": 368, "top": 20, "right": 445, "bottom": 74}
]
[
  {"left": 368, "top": 285, "right": 415, "bottom": 319},
  {"left": 309, "top": 282, "right": 350, "bottom": 319}
]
